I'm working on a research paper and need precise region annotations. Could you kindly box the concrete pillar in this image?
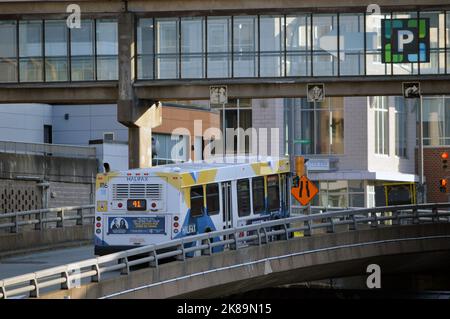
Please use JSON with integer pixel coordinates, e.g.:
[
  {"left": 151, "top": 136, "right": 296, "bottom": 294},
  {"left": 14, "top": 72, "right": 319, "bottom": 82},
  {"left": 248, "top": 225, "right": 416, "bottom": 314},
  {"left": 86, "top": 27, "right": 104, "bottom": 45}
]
[{"left": 117, "top": 12, "right": 161, "bottom": 169}]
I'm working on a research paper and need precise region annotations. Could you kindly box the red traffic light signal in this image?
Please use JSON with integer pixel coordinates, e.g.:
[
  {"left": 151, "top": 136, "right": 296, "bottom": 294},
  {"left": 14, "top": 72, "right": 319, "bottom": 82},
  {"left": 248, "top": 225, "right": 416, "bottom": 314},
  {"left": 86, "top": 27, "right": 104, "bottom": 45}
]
[
  {"left": 442, "top": 152, "right": 449, "bottom": 170},
  {"left": 439, "top": 178, "right": 448, "bottom": 193}
]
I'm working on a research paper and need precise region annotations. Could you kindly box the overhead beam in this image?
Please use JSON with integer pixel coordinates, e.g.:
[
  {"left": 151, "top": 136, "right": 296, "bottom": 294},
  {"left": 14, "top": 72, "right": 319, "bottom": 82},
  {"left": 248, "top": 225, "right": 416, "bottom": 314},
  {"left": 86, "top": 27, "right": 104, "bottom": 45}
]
[
  {"left": 134, "top": 76, "right": 450, "bottom": 100},
  {"left": 0, "top": 83, "right": 118, "bottom": 104}
]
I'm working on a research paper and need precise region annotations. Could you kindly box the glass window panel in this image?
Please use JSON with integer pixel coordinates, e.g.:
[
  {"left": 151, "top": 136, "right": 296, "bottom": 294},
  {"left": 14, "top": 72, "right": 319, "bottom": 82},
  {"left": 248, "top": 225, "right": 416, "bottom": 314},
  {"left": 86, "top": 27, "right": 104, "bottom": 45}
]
[
  {"left": 190, "top": 185, "right": 204, "bottom": 217},
  {"left": 96, "top": 19, "right": 117, "bottom": 55},
  {"left": 233, "top": 16, "right": 258, "bottom": 77},
  {"left": 237, "top": 179, "right": 251, "bottom": 217},
  {"left": 373, "top": 96, "right": 389, "bottom": 154},
  {"left": 0, "top": 20, "right": 17, "bottom": 82},
  {"left": 45, "top": 20, "right": 68, "bottom": 82},
  {"left": 181, "top": 17, "right": 204, "bottom": 78},
  {"left": 260, "top": 15, "right": 284, "bottom": 77},
  {"left": 97, "top": 56, "right": 118, "bottom": 80},
  {"left": 447, "top": 12, "right": 450, "bottom": 73},
  {"left": 207, "top": 16, "right": 231, "bottom": 78},
  {"left": 339, "top": 14, "right": 364, "bottom": 76},
  {"left": 156, "top": 18, "right": 179, "bottom": 79},
  {"left": 286, "top": 15, "right": 311, "bottom": 76},
  {"left": 349, "top": 194, "right": 365, "bottom": 207},
  {"left": 420, "top": 12, "right": 445, "bottom": 75},
  {"left": 206, "top": 183, "right": 220, "bottom": 215},
  {"left": 252, "top": 176, "right": 265, "bottom": 214},
  {"left": 137, "top": 18, "right": 154, "bottom": 80},
  {"left": 71, "top": 19, "right": 94, "bottom": 56},
  {"left": 96, "top": 19, "right": 118, "bottom": 80},
  {"left": 19, "top": 20, "right": 43, "bottom": 82},
  {"left": 312, "top": 14, "right": 337, "bottom": 76},
  {"left": 267, "top": 175, "right": 280, "bottom": 212},
  {"left": 366, "top": 13, "right": 391, "bottom": 75},
  {"left": 395, "top": 97, "right": 407, "bottom": 157},
  {"left": 71, "top": 19, "right": 94, "bottom": 81}
]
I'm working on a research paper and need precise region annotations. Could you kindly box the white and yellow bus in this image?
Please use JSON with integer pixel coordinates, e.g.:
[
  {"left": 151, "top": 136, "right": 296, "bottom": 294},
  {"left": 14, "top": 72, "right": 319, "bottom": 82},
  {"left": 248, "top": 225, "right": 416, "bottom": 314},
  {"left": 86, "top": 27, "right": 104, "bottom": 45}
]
[{"left": 94, "top": 157, "right": 291, "bottom": 255}]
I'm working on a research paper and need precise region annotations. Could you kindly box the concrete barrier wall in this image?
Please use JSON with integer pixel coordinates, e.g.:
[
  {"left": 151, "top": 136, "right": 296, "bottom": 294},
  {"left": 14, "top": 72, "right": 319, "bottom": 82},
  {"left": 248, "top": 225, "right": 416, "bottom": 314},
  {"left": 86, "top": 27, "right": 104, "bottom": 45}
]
[
  {"left": 39, "top": 223, "right": 450, "bottom": 299},
  {"left": 0, "top": 225, "right": 93, "bottom": 256}
]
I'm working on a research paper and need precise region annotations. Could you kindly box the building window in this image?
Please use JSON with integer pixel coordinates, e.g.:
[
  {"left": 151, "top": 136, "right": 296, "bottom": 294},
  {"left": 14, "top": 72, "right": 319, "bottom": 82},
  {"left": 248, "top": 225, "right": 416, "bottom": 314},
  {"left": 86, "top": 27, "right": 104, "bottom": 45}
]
[
  {"left": 207, "top": 16, "right": 232, "bottom": 78},
  {"left": 237, "top": 179, "right": 251, "bottom": 217},
  {"left": 339, "top": 14, "right": 364, "bottom": 76},
  {"left": 260, "top": 15, "right": 285, "bottom": 77},
  {"left": 190, "top": 186, "right": 204, "bottom": 217},
  {"left": 252, "top": 176, "right": 265, "bottom": 214},
  {"left": 45, "top": 20, "right": 68, "bottom": 82},
  {"left": 152, "top": 133, "right": 188, "bottom": 166},
  {"left": 373, "top": 96, "right": 389, "bottom": 155},
  {"left": 181, "top": 17, "right": 205, "bottom": 78},
  {"left": 289, "top": 97, "right": 344, "bottom": 155},
  {"left": 0, "top": 20, "right": 17, "bottom": 82},
  {"left": 19, "top": 20, "right": 43, "bottom": 82},
  {"left": 286, "top": 15, "right": 311, "bottom": 76},
  {"left": 206, "top": 183, "right": 219, "bottom": 215},
  {"left": 96, "top": 19, "right": 118, "bottom": 80},
  {"left": 233, "top": 16, "right": 258, "bottom": 77},
  {"left": 319, "top": 180, "right": 366, "bottom": 208},
  {"left": 312, "top": 14, "right": 338, "bottom": 76},
  {"left": 422, "top": 96, "right": 450, "bottom": 146},
  {"left": 155, "top": 18, "right": 179, "bottom": 79},
  {"left": 394, "top": 97, "right": 407, "bottom": 157},
  {"left": 70, "top": 19, "right": 95, "bottom": 81},
  {"left": 137, "top": 18, "right": 154, "bottom": 80}
]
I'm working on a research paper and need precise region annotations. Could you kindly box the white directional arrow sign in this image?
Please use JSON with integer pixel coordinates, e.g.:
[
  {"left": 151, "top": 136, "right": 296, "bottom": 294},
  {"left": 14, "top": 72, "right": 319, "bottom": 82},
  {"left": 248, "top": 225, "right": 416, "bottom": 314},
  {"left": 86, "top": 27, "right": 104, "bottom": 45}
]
[{"left": 319, "top": 30, "right": 378, "bottom": 61}]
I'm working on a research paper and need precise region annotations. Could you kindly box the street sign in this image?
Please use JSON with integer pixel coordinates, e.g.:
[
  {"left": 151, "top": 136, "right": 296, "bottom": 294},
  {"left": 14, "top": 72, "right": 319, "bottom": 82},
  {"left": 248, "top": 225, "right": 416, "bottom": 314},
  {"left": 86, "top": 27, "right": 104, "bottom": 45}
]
[
  {"left": 381, "top": 18, "right": 430, "bottom": 63},
  {"left": 293, "top": 139, "right": 311, "bottom": 144},
  {"left": 210, "top": 86, "right": 228, "bottom": 105},
  {"left": 307, "top": 84, "right": 325, "bottom": 102},
  {"left": 403, "top": 82, "right": 421, "bottom": 99},
  {"left": 291, "top": 175, "right": 319, "bottom": 206}
]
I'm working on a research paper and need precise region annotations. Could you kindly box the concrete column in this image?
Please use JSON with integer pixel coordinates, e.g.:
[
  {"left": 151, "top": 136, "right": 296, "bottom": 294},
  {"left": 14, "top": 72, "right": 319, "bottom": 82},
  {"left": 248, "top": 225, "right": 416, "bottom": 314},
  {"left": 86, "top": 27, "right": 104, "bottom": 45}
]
[{"left": 117, "top": 12, "right": 161, "bottom": 169}]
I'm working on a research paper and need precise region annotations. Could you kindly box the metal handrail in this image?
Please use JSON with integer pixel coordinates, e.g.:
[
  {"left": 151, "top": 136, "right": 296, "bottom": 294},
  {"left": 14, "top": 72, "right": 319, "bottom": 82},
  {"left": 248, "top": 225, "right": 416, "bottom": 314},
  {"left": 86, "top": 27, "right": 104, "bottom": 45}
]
[
  {"left": 1, "top": 202, "right": 450, "bottom": 299},
  {"left": 0, "top": 205, "right": 95, "bottom": 234}
]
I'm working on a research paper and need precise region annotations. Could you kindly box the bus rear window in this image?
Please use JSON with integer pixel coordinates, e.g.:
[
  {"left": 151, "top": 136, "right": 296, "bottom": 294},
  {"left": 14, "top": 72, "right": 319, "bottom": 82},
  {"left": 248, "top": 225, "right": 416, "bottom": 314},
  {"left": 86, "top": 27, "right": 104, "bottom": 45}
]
[
  {"left": 237, "top": 179, "right": 251, "bottom": 217},
  {"left": 206, "top": 183, "right": 219, "bottom": 215},
  {"left": 190, "top": 186, "right": 204, "bottom": 217},
  {"left": 267, "top": 175, "right": 280, "bottom": 212}
]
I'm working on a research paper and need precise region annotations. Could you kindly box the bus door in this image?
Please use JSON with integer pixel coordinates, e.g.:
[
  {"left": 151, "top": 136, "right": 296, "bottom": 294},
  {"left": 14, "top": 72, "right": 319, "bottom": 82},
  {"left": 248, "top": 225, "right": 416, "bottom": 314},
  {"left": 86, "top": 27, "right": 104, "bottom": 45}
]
[{"left": 221, "top": 181, "right": 233, "bottom": 244}]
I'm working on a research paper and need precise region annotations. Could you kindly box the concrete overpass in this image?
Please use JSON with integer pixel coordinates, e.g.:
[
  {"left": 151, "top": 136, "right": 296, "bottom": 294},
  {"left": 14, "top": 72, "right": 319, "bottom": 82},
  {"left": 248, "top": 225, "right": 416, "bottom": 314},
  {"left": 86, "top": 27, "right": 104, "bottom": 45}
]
[
  {"left": 1, "top": 203, "right": 449, "bottom": 299},
  {"left": 42, "top": 223, "right": 450, "bottom": 299}
]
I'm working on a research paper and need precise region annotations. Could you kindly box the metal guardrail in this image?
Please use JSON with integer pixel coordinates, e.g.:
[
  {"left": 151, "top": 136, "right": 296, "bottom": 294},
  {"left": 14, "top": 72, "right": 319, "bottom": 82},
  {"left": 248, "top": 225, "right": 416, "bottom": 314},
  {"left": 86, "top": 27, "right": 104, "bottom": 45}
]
[
  {"left": 1, "top": 203, "right": 450, "bottom": 299},
  {"left": 0, "top": 141, "right": 96, "bottom": 158},
  {"left": 0, "top": 205, "right": 95, "bottom": 234}
]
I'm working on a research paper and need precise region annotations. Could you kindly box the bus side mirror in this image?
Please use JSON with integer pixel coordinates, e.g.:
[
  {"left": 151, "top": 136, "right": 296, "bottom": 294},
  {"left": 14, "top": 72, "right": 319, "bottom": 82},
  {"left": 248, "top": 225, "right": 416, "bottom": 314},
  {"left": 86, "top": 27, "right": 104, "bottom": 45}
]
[{"left": 103, "top": 162, "right": 111, "bottom": 173}]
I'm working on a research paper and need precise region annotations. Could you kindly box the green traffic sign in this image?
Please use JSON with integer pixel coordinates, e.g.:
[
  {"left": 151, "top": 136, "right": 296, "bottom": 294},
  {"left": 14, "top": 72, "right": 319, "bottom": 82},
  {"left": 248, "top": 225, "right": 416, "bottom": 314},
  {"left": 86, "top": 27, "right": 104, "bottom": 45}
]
[{"left": 294, "top": 139, "right": 311, "bottom": 144}]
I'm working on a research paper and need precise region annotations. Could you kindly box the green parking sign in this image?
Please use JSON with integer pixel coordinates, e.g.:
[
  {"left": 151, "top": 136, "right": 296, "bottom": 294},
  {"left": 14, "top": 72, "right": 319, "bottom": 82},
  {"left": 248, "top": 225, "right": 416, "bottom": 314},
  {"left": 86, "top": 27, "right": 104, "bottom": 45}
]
[{"left": 381, "top": 18, "right": 430, "bottom": 63}]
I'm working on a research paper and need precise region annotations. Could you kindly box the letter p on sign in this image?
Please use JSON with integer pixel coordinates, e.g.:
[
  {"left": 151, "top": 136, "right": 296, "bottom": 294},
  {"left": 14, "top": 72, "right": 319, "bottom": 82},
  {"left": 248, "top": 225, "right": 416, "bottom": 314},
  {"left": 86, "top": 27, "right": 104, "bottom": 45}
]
[{"left": 397, "top": 30, "right": 414, "bottom": 52}]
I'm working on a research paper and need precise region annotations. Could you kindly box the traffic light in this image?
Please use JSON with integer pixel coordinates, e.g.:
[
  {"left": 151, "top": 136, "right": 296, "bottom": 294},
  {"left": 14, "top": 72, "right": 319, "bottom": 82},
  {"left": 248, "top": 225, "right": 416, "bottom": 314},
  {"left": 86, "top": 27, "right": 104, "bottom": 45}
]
[
  {"left": 439, "top": 178, "right": 448, "bottom": 193},
  {"left": 441, "top": 152, "right": 448, "bottom": 170}
]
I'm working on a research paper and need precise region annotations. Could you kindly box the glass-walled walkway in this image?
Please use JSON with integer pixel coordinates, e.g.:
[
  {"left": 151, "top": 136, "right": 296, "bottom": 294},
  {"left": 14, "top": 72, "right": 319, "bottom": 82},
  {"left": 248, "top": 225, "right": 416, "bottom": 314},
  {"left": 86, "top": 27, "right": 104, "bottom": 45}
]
[{"left": 1, "top": 10, "right": 450, "bottom": 83}]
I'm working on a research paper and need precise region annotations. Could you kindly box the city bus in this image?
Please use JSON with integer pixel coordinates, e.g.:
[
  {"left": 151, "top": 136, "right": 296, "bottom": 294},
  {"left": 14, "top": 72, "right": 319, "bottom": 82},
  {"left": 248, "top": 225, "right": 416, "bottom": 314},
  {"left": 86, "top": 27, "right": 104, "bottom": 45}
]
[{"left": 94, "top": 157, "right": 291, "bottom": 255}]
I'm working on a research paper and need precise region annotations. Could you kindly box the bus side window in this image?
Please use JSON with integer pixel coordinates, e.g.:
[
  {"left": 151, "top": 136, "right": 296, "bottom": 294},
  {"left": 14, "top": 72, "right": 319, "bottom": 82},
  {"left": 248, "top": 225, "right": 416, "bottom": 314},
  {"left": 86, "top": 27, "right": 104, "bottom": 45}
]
[
  {"left": 206, "top": 183, "right": 220, "bottom": 215},
  {"left": 190, "top": 185, "right": 204, "bottom": 217},
  {"left": 237, "top": 179, "right": 251, "bottom": 217},
  {"left": 252, "top": 176, "right": 265, "bottom": 214},
  {"left": 267, "top": 175, "right": 280, "bottom": 212}
]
